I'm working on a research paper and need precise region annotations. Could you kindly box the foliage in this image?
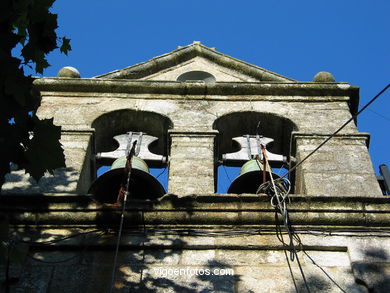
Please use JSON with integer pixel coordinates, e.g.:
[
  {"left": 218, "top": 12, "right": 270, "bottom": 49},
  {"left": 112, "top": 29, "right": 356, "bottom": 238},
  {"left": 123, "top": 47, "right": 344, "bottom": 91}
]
[{"left": 0, "top": 0, "right": 71, "bottom": 187}]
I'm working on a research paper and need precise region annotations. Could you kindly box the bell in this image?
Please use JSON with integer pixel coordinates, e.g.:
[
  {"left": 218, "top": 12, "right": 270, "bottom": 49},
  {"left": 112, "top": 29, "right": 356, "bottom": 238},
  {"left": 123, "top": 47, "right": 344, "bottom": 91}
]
[
  {"left": 88, "top": 156, "right": 165, "bottom": 203},
  {"left": 227, "top": 159, "right": 280, "bottom": 194}
]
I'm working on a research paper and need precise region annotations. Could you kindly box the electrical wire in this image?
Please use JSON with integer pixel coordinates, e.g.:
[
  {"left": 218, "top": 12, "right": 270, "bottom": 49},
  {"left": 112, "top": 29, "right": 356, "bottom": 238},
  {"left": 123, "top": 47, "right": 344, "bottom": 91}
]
[
  {"left": 257, "top": 150, "right": 312, "bottom": 293},
  {"left": 276, "top": 219, "right": 299, "bottom": 293},
  {"left": 118, "top": 227, "right": 390, "bottom": 238},
  {"left": 20, "top": 229, "right": 102, "bottom": 245},
  {"left": 282, "top": 83, "right": 390, "bottom": 179},
  {"left": 301, "top": 249, "right": 347, "bottom": 293},
  {"left": 255, "top": 142, "right": 352, "bottom": 292},
  {"left": 109, "top": 141, "right": 136, "bottom": 293},
  {"left": 156, "top": 167, "right": 167, "bottom": 179},
  {"left": 22, "top": 231, "right": 106, "bottom": 264},
  {"left": 222, "top": 165, "right": 232, "bottom": 183},
  {"left": 368, "top": 108, "right": 390, "bottom": 123},
  {"left": 27, "top": 252, "right": 80, "bottom": 264}
]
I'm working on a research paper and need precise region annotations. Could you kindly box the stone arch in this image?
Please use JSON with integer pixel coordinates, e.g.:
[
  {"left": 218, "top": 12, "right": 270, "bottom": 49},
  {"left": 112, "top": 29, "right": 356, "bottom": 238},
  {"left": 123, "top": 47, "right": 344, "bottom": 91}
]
[
  {"left": 213, "top": 111, "right": 298, "bottom": 193},
  {"left": 91, "top": 109, "right": 173, "bottom": 157},
  {"left": 213, "top": 111, "right": 298, "bottom": 159}
]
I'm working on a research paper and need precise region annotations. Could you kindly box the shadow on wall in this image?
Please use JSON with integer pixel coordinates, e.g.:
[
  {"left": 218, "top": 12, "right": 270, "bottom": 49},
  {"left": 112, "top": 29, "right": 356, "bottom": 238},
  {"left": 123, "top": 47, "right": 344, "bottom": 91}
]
[
  {"left": 1, "top": 167, "right": 79, "bottom": 194},
  {"left": 6, "top": 219, "right": 380, "bottom": 292},
  {"left": 352, "top": 248, "right": 390, "bottom": 293},
  {"left": 9, "top": 228, "right": 238, "bottom": 292}
]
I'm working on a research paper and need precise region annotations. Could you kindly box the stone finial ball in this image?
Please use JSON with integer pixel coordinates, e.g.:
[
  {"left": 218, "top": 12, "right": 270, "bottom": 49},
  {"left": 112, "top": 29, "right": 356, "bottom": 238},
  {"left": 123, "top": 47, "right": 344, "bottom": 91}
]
[
  {"left": 312, "top": 71, "right": 335, "bottom": 82},
  {"left": 57, "top": 66, "right": 80, "bottom": 78}
]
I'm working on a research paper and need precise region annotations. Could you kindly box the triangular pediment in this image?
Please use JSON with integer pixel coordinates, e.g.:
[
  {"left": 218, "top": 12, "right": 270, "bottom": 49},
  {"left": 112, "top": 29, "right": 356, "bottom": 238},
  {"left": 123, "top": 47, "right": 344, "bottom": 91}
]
[{"left": 95, "top": 42, "right": 296, "bottom": 82}]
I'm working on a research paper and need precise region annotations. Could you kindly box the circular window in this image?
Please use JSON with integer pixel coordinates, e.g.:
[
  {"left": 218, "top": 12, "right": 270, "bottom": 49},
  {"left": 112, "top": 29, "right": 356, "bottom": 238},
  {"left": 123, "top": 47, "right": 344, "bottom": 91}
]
[{"left": 177, "top": 71, "right": 216, "bottom": 83}]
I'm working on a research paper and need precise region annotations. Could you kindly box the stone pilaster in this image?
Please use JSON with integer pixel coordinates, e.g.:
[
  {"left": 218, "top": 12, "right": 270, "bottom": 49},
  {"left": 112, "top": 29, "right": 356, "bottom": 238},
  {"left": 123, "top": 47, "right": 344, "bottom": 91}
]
[
  {"left": 168, "top": 131, "right": 218, "bottom": 195},
  {"left": 1, "top": 128, "right": 94, "bottom": 194},
  {"left": 293, "top": 132, "right": 382, "bottom": 197}
]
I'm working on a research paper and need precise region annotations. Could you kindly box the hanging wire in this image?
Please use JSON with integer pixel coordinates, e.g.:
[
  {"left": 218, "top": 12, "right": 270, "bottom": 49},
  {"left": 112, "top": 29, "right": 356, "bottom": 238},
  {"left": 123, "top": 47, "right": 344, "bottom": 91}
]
[
  {"left": 368, "top": 108, "right": 390, "bottom": 123},
  {"left": 222, "top": 165, "right": 232, "bottom": 183},
  {"left": 276, "top": 220, "right": 299, "bottom": 293},
  {"left": 20, "top": 229, "right": 102, "bottom": 245},
  {"left": 156, "top": 167, "right": 167, "bottom": 179},
  {"left": 282, "top": 83, "right": 390, "bottom": 179},
  {"left": 257, "top": 149, "right": 311, "bottom": 293},
  {"left": 19, "top": 230, "right": 106, "bottom": 264},
  {"left": 301, "top": 249, "right": 347, "bottom": 293},
  {"left": 109, "top": 141, "right": 137, "bottom": 293},
  {"left": 257, "top": 144, "right": 351, "bottom": 292}
]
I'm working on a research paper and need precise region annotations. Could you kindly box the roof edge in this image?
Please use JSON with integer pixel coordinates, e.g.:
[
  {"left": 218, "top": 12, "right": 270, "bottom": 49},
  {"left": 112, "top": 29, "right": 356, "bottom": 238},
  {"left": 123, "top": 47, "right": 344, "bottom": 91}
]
[{"left": 94, "top": 42, "right": 296, "bottom": 82}]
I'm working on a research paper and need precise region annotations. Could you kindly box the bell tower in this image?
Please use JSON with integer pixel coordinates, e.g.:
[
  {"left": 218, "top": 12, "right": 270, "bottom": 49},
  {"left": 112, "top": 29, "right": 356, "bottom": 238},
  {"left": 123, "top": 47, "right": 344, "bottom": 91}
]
[
  {"left": 3, "top": 42, "right": 381, "bottom": 198},
  {"left": 2, "top": 42, "right": 389, "bottom": 292}
]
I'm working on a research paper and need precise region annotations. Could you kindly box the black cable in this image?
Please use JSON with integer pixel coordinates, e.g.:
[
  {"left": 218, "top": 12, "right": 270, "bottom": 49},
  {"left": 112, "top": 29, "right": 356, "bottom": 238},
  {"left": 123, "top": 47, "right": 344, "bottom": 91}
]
[
  {"left": 156, "top": 167, "right": 167, "bottom": 179},
  {"left": 368, "top": 108, "right": 390, "bottom": 123},
  {"left": 27, "top": 253, "right": 79, "bottom": 264},
  {"left": 222, "top": 165, "right": 232, "bottom": 183},
  {"left": 275, "top": 214, "right": 299, "bottom": 293},
  {"left": 259, "top": 151, "right": 311, "bottom": 292},
  {"left": 26, "top": 231, "right": 106, "bottom": 264},
  {"left": 109, "top": 141, "right": 137, "bottom": 293},
  {"left": 282, "top": 83, "right": 390, "bottom": 179},
  {"left": 279, "top": 211, "right": 312, "bottom": 293},
  {"left": 291, "top": 232, "right": 347, "bottom": 293},
  {"left": 20, "top": 229, "right": 102, "bottom": 245},
  {"left": 280, "top": 207, "right": 348, "bottom": 292},
  {"left": 302, "top": 250, "right": 347, "bottom": 293},
  {"left": 118, "top": 228, "right": 390, "bottom": 239}
]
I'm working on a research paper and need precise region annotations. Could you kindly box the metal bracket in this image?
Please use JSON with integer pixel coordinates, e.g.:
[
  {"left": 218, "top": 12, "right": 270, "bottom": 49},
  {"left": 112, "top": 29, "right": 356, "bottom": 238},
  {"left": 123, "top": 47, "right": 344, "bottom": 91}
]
[
  {"left": 96, "top": 132, "right": 166, "bottom": 166},
  {"left": 222, "top": 135, "right": 287, "bottom": 167}
]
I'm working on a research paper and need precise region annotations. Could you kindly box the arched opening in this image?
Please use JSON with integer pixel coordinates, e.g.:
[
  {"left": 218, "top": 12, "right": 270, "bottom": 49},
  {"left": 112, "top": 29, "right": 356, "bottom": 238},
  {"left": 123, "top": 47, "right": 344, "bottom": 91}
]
[
  {"left": 213, "top": 111, "right": 297, "bottom": 194},
  {"left": 92, "top": 109, "right": 172, "bottom": 158},
  {"left": 90, "top": 109, "right": 173, "bottom": 202},
  {"left": 177, "top": 71, "right": 216, "bottom": 83}
]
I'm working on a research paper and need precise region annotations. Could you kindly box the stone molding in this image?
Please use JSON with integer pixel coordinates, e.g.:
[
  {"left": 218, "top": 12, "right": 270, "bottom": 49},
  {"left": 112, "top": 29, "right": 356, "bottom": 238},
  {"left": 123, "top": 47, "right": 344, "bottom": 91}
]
[
  {"left": 2, "top": 193, "right": 390, "bottom": 227},
  {"left": 292, "top": 132, "right": 371, "bottom": 147},
  {"left": 94, "top": 42, "right": 296, "bottom": 82}
]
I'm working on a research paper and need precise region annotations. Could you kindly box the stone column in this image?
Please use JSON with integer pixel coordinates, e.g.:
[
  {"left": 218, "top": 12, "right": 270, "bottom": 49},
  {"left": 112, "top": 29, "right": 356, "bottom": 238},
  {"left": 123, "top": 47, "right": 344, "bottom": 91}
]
[
  {"left": 61, "top": 128, "right": 95, "bottom": 193},
  {"left": 293, "top": 133, "right": 382, "bottom": 197},
  {"left": 168, "top": 131, "right": 218, "bottom": 195}
]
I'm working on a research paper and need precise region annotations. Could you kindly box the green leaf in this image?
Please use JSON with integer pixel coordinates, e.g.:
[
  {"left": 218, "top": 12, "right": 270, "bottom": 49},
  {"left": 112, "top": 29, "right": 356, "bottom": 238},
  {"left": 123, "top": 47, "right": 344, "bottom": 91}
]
[
  {"left": 60, "top": 37, "right": 71, "bottom": 55},
  {"left": 34, "top": 55, "right": 50, "bottom": 74},
  {"left": 24, "top": 118, "right": 66, "bottom": 181},
  {"left": 0, "top": 0, "right": 69, "bottom": 187}
]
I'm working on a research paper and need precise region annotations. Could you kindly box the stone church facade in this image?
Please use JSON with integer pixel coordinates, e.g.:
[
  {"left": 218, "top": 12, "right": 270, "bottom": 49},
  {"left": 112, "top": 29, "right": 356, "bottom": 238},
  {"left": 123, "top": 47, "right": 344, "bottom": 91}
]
[{"left": 1, "top": 42, "right": 389, "bottom": 292}]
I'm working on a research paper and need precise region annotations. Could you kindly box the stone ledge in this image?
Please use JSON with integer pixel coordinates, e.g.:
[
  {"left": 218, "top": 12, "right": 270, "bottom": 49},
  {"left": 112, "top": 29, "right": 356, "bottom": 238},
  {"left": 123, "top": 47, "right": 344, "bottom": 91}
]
[
  {"left": 33, "top": 78, "right": 360, "bottom": 116},
  {"left": 1, "top": 193, "right": 390, "bottom": 227},
  {"left": 33, "top": 78, "right": 358, "bottom": 98}
]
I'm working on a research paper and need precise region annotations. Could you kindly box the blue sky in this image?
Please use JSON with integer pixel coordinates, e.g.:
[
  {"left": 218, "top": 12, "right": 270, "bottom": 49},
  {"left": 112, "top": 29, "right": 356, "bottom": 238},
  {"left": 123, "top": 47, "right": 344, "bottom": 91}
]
[{"left": 36, "top": 1, "right": 389, "bottom": 192}]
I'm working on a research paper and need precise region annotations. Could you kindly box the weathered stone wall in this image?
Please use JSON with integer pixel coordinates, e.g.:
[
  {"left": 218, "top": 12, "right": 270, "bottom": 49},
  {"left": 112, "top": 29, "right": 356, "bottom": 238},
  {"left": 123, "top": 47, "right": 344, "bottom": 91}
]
[
  {"left": 2, "top": 192, "right": 390, "bottom": 292},
  {"left": 2, "top": 79, "right": 381, "bottom": 197},
  {"left": 168, "top": 131, "right": 217, "bottom": 194},
  {"left": 2, "top": 128, "right": 94, "bottom": 194},
  {"left": 294, "top": 134, "right": 382, "bottom": 197},
  {"left": 1, "top": 44, "right": 388, "bottom": 293},
  {"left": 5, "top": 227, "right": 390, "bottom": 293}
]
